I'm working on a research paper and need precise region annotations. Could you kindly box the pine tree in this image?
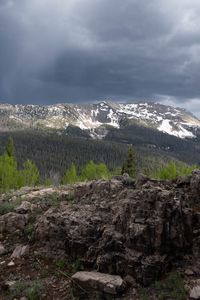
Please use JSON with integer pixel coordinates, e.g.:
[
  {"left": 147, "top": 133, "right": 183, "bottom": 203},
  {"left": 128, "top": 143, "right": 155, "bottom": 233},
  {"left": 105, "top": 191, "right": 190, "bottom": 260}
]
[
  {"left": 121, "top": 146, "right": 136, "bottom": 178},
  {"left": 5, "top": 137, "right": 14, "bottom": 157}
]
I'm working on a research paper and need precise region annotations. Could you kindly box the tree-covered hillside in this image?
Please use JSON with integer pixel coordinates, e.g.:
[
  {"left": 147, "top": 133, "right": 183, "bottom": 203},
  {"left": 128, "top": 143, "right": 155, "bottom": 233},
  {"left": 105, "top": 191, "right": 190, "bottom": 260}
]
[{"left": 0, "top": 130, "right": 183, "bottom": 179}]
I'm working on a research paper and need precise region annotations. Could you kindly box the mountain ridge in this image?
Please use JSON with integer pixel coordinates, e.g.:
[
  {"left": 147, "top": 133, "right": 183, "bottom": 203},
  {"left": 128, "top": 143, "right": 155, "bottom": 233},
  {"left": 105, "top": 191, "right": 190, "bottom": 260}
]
[{"left": 0, "top": 100, "right": 199, "bottom": 140}]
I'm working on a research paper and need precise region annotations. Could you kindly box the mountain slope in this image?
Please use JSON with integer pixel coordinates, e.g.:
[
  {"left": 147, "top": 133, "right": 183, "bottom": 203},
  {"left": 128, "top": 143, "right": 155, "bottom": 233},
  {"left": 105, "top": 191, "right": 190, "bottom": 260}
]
[{"left": 0, "top": 101, "right": 199, "bottom": 139}]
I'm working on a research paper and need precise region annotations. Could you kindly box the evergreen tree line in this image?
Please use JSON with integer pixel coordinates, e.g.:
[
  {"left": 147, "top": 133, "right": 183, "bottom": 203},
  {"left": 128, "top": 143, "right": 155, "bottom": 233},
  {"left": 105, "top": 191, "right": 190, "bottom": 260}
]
[{"left": 0, "top": 138, "right": 197, "bottom": 191}]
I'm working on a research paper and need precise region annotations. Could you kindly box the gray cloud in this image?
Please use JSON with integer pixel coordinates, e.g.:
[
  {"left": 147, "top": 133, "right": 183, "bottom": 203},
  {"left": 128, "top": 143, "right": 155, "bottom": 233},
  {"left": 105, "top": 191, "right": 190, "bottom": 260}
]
[{"left": 0, "top": 0, "right": 200, "bottom": 117}]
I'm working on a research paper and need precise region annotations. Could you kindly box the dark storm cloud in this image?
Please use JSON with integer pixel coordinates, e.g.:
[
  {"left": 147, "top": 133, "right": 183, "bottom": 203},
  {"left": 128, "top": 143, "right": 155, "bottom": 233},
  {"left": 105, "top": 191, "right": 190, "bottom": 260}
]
[{"left": 0, "top": 0, "right": 200, "bottom": 116}]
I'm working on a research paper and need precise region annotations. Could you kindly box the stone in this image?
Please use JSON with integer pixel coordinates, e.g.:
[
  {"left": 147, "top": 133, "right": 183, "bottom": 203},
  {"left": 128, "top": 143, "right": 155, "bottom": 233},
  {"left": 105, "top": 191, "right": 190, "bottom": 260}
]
[
  {"left": 7, "top": 261, "right": 15, "bottom": 267},
  {"left": 72, "top": 271, "right": 126, "bottom": 295},
  {"left": 11, "top": 244, "right": 29, "bottom": 259},
  {"left": 15, "top": 201, "right": 31, "bottom": 214},
  {"left": 190, "top": 286, "right": 200, "bottom": 299},
  {"left": 0, "top": 212, "right": 28, "bottom": 233},
  {"left": 0, "top": 242, "right": 6, "bottom": 255},
  {"left": 185, "top": 269, "right": 194, "bottom": 276}
]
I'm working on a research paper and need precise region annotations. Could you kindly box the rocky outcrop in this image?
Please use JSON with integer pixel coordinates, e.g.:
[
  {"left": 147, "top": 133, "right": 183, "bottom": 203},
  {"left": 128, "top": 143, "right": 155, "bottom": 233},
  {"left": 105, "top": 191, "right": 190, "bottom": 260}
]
[
  {"left": 33, "top": 172, "right": 200, "bottom": 286},
  {"left": 0, "top": 212, "right": 28, "bottom": 233},
  {"left": 2, "top": 172, "right": 200, "bottom": 299}
]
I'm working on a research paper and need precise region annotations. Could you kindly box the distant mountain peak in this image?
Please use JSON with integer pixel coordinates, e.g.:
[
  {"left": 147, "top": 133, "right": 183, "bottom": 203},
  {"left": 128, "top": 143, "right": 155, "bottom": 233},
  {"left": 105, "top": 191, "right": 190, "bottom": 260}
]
[{"left": 0, "top": 100, "right": 199, "bottom": 139}]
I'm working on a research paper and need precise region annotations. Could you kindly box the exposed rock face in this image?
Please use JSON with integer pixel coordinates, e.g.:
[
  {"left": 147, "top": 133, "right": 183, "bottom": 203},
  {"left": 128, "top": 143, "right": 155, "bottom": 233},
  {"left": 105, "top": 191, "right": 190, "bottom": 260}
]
[
  {"left": 0, "top": 213, "right": 28, "bottom": 233},
  {"left": 33, "top": 173, "right": 200, "bottom": 286},
  {"left": 15, "top": 201, "right": 31, "bottom": 214}
]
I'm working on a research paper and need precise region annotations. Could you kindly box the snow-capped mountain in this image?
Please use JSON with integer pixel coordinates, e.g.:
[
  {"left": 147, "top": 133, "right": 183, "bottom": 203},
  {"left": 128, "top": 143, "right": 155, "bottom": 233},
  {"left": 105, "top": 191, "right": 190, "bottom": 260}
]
[{"left": 0, "top": 101, "right": 199, "bottom": 139}]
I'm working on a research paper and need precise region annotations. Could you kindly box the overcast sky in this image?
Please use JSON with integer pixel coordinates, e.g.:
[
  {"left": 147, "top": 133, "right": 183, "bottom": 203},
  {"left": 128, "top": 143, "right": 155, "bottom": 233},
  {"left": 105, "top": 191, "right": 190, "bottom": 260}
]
[{"left": 1, "top": 0, "right": 200, "bottom": 117}]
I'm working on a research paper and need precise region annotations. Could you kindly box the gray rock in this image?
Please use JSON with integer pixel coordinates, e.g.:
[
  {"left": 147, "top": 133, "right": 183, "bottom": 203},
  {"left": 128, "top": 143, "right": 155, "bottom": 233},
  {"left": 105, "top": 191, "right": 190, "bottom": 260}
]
[
  {"left": 0, "top": 242, "right": 6, "bottom": 255},
  {"left": 15, "top": 201, "right": 31, "bottom": 214},
  {"left": 11, "top": 244, "right": 29, "bottom": 259},
  {"left": 72, "top": 271, "right": 126, "bottom": 295},
  {"left": 190, "top": 286, "right": 200, "bottom": 299},
  {"left": 185, "top": 269, "right": 194, "bottom": 276},
  {"left": 7, "top": 260, "right": 15, "bottom": 267},
  {"left": 0, "top": 212, "right": 28, "bottom": 233}
]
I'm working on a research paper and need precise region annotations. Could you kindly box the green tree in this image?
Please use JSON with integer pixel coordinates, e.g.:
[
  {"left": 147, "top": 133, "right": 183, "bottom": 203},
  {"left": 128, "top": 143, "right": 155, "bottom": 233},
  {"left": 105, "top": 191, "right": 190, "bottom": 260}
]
[
  {"left": 81, "top": 160, "right": 97, "bottom": 181},
  {"left": 62, "top": 163, "right": 77, "bottom": 184},
  {"left": 21, "top": 160, "right": 40, "bottom": 186},
  {"left": 121, "top": 146, "right": 136, "bottom": 178},
  {"left": 5, "top": 137, "right": 15, "bottom": 157},
  {"left": 96, "top": 163, "right": 109, "bottom": 179},
  {"left": 0, "top": 154, "right": 19, "bottom": 190},
  {"left": 153, "top": 160, "right": 196, "bottom": 180}
]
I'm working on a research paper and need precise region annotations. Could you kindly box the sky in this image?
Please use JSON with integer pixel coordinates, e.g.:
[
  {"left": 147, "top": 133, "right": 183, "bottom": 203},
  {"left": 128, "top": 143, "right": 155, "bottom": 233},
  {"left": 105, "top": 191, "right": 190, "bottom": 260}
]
[{"left": 1, "top": 0, "right": 200, "bottom": 117}]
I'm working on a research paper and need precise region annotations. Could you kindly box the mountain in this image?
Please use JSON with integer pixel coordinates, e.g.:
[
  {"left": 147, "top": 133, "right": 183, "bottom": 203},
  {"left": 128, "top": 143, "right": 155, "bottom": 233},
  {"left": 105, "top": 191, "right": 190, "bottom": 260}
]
[{"left": 0, "top": 101, "right": 199, "bottom": 140}]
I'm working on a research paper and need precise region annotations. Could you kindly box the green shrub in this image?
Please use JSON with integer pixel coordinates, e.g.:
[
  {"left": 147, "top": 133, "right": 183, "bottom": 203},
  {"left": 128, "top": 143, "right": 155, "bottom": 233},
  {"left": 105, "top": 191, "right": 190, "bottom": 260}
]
[
  {"left": 140, "top": 272, "right": 188, "bottom": 300},
  {"left": 153, "top": 160, "right": 196, "bottom": 180},
  {"left": 25, "top": 280, "right": 44, "bottom": 300},
  {"left": 0, "top": 201, "right": 15, "bottom": 215}
]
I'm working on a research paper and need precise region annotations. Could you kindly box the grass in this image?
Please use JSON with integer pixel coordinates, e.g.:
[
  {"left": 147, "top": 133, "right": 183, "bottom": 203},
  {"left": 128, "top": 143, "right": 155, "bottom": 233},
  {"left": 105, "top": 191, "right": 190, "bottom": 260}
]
[
  {"left": 140, "top": 272, "right": 188, "bottom": 300},
  {"left": 7, "top": 280, "right": 44, "bottom": 300},
  {"left": 55, "top": 259, "right": 67, "bottom": 270},
  {"left": 0, "top": 195, "right": 23, "bottom": 215}
]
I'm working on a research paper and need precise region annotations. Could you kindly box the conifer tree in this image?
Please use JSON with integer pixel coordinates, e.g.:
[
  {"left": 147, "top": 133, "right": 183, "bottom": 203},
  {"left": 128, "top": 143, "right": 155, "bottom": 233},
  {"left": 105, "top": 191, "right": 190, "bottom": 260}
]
[
  {"left": 121, "top": 146, "right": 136, "bottom": 178},
  {"left": 5, "top": 137, "right": 15, "bottom": 157}
]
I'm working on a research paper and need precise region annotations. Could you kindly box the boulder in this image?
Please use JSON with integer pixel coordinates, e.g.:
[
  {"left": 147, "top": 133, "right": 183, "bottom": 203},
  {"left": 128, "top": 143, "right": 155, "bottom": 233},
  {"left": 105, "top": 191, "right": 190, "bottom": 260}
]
[
  {"left": 190, "top": 286, "right": 200, "bottom": 299},
  {"left": 0, "top": 213, "right": 28, "bottom": 233},
  {"left": 72, "top": 271, "right": 126, "bottom": 295},
  {"left": 15, "top": 201, "right": 31, "bottom": 214}
]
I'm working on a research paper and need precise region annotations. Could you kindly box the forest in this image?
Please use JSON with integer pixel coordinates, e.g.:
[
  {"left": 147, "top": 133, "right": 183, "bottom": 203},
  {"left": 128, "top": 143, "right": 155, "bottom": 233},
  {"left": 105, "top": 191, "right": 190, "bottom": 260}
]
[{"left": 0, "top": 136, "right": 197, "bottom": 192}]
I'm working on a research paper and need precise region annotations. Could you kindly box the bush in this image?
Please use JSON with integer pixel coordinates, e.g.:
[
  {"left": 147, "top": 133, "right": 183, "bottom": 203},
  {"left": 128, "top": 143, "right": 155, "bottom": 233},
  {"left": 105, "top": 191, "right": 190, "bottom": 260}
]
[
  {"left": 153, "top": 160, "right": 196, "bottom": 180},
  {"left": 140, "top": 272, "right": 188, "bottom": 300},
  {"left": 0, "top": 201, "right": 15, "bottom": 215}
]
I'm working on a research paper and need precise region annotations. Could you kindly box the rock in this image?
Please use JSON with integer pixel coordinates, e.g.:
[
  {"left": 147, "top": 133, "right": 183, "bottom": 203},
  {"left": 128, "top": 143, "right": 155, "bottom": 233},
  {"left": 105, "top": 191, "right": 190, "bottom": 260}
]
[
  {"left": 20, "top": 297, "right": 28, "bottom": 300},
  {"left": 15, "top": 201, "right": 31, "bottom": 214},
  {"left": 122, "top": 173, "right": 135, "bottom": 186},
  {"left": 185, "top": 269, "right": 194, "bottom": 276},
  {"left": 7, "top": 261, "right": 15, "bottom": 267},
  {"left": 0, "top": 280, "right": 16, "bottom": 292},
  {"left": 135, "top": 174, "right": 149, "bottom": 187},
  {"left": 0, "top": 242, "right": 6, "bottom": 255},
  {"left": 4, "top": 280, "right": 16, "bottom": 289},
  {"left": 190, "top": 286, "right": 200, "bottom": 299},
  {"left": 11, "top": 244, "right": 29, "bottom": 259},
  {"left": 0, "top": 212, "right": 28, "bottom": 233},
  {"left": 72, "top": 271, "right": 126, "bottom": 295}
]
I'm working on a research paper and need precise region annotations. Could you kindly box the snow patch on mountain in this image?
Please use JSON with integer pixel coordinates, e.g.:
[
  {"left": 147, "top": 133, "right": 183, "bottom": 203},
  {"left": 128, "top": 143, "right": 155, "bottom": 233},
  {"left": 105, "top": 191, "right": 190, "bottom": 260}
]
[{"left": 158, "top": 120, "right": 195, "bottom": 138}]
